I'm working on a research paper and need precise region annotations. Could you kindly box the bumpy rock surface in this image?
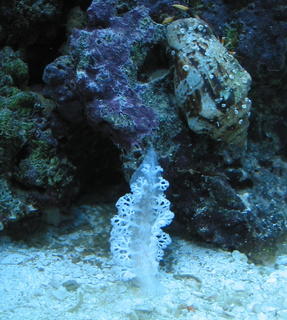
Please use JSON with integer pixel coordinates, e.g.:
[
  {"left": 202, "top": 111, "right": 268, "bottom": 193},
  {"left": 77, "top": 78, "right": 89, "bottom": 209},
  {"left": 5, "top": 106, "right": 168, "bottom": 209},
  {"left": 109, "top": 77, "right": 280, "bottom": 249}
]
[
  {"left": 43, "top": 0, "right": 164, "bottom": 147},
  {"left": 0, "top": 47, "right": 77, "bottom": 228},
  {"left": 1, "top": 0, "right": 287, "bottom": 254},
  {"left": 0, "top": 0, "right": 63, "bottom": 47},
  {"left": 199, "top": 0, "right": 287, "bottom": 84},
  {"left": 40, "top": 0, "right": 287, "bottom": 252}
]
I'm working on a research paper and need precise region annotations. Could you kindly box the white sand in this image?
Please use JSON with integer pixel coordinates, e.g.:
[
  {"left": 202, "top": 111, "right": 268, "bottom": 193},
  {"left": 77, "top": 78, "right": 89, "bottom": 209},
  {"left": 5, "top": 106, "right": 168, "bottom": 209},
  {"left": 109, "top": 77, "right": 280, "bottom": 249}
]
[{"left": 0, "top": 204, "right": 287, "bottom": 320}]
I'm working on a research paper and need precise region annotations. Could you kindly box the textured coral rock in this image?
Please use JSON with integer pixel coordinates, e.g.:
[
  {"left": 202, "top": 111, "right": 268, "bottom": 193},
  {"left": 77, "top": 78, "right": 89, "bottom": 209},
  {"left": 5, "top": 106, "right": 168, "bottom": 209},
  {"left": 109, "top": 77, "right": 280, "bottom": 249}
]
[
  {"left": 199, "top": 0, "right": 287, "bottom": 84},
  {"left": 40, "top": 0, "right": 287, "bottom": 253},
  {"left": 0, "top": 47, "right": 77, "bottom": 229},
  {"left": 0, "top": 0, "right": 63, "bottom": 47},
  {"left": 43, "top": 0, "right": 164, "bottom": 147},
  {"left": 167, "top": 18, "right": 252, "bottom": 145},
  {"left": 235, "top": 0, "right": 287, "bottom": 81}
]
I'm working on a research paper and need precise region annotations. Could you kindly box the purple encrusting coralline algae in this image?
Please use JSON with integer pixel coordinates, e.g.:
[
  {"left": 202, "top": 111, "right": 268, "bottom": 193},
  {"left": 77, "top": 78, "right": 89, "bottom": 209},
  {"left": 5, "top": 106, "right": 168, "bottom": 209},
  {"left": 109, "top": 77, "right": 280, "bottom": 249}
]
[{"left": 43, "top": 0, "right": 165, "bottom": 146}]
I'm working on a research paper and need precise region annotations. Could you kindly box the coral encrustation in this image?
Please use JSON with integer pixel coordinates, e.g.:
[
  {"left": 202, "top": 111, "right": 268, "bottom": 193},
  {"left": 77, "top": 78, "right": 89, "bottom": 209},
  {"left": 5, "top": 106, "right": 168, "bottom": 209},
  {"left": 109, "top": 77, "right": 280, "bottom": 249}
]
[{"left": 43, "top": 0, "right": 163, "bottom": 146}]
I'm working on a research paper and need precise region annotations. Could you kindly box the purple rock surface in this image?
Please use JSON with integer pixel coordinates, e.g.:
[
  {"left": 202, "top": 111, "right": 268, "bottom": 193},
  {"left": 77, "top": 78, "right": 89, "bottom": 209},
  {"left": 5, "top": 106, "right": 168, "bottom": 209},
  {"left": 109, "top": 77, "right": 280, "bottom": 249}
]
[{"left": 43, "top": 0, "right": 165, "bottom": 147}]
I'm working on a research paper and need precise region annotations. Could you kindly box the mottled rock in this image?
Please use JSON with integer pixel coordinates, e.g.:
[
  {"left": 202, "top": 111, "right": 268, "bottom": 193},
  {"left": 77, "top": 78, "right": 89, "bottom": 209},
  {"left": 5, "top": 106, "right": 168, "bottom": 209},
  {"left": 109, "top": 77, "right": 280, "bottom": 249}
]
[
  {"left": 43, "top": 1, "right": 164, "bottom": 147},
  {"left": 0, "top": 46, "right": 78, "bottom": 229},
  {"left": 0, "top": 0, "right": 63, "bottom": 47},
  {"left": 38, "top": 0, "right": 287, "bottom": 253},
  {"left": 199, "top": 0, "right": 287, "bottom": 84},
  {"left": 0, "top": 178, "right": 38, "bottom": 227}
]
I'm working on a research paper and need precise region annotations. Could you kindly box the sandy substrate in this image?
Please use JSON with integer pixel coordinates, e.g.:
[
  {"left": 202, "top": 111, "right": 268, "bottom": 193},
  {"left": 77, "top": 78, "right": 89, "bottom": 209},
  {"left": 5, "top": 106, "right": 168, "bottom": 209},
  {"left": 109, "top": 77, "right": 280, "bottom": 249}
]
[{"left": 0, "top": 204, "right": 287, "bottom": 320}]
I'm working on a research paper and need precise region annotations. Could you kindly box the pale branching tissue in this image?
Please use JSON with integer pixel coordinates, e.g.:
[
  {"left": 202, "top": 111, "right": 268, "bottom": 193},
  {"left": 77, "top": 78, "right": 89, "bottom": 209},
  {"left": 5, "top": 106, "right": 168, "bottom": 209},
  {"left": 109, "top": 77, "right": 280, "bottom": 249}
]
[{"left": 110, "top": 147, "right": 174, "bottom": 295}]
